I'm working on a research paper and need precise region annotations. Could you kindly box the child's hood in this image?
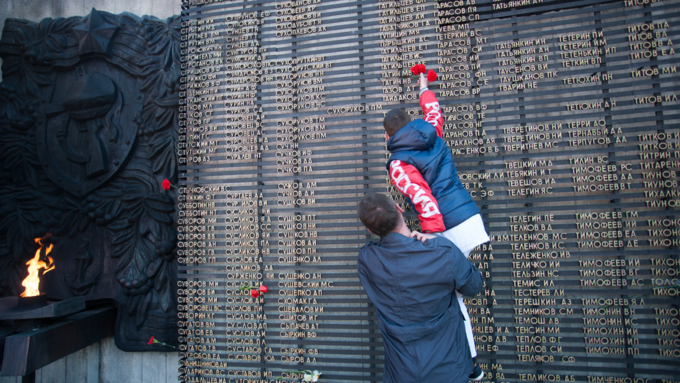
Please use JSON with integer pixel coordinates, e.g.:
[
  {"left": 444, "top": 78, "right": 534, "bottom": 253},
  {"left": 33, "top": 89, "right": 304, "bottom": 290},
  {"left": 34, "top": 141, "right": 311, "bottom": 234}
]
[{"left": 387, "top": 119, "right": 437, "bottom": 152}]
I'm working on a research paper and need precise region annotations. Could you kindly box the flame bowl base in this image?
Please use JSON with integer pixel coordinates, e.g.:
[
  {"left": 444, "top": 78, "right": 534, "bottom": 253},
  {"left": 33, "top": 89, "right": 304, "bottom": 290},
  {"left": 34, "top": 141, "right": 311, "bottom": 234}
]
[
  {"left": 0, "top": 296, "right": 84, "bottom": 320},
  {"left": 17, "top": 295, "right": 48, "bottom": 310}
]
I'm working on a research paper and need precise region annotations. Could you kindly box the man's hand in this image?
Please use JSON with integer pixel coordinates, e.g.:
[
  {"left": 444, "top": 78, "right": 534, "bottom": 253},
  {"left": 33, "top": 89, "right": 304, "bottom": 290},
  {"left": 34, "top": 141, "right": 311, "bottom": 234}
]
[
  {"left": 410, "top": 231, "right": 436, "bottom": 243},
  {"left": 419, "top": 73, "right": 429, "bottom": 91}
]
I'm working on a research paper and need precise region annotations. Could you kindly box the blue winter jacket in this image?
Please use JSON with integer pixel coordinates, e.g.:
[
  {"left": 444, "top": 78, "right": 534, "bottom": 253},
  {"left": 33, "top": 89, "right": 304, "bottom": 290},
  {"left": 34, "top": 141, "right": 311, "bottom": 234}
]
[
  {"left": 387, "top": 119, "right": 480, "bottom": 229},
  {"left": 357, "top": 232, "right": 484, "bottom": 383}
]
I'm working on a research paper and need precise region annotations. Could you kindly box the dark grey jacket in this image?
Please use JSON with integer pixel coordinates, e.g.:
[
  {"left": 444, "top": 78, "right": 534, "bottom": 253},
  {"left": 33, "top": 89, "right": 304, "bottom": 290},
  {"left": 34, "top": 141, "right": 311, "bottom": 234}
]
[{"left": 357, "top": 232, "right": 484, "bottom": 383}]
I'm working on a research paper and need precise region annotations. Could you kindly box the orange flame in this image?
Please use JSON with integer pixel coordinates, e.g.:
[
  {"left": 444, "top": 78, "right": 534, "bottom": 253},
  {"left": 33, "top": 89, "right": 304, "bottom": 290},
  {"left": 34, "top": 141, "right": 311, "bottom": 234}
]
[{"left": 20, "top": 238, "right": 55, "bottom": 297}]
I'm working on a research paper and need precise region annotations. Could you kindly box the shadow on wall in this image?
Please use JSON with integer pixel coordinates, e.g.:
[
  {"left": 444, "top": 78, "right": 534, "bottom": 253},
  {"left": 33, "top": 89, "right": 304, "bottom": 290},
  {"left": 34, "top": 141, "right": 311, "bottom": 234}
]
[{"left": 0, "top": 8, "right": 181, "bottom": 351}]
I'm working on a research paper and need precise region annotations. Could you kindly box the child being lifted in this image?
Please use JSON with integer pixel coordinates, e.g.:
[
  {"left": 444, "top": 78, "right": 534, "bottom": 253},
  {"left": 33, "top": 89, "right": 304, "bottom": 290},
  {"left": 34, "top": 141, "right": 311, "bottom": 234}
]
[{"left": 384, "top": 71, "right": 490, "bottom": 380}]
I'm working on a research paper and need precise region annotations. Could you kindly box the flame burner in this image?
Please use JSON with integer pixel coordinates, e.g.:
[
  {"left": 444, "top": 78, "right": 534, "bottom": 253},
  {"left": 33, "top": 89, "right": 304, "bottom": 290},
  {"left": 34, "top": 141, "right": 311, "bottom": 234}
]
[
  {"left": 16, "top": 295, "right": 47, "bottom": 311},
  {"left": 0, "top": 237, "right": 116, "bottom": 381},
  {"left": 0, "top": 296, "right": 115, "bottom": 380},
  {"left": 0, "top": 296, "right": 85, "bottom": 322}
]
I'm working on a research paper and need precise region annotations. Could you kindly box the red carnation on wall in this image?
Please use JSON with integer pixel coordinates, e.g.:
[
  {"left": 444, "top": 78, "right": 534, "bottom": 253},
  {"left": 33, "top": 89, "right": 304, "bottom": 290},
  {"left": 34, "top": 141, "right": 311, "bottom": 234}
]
[
  {"left": 162, "top": 179, "right": 172, "bottom": 190},
  {"left": 410, "top": 64, "right": 426, "bottom": 75},
  {"left": 238, "top": 283, "right": 268, "bottom": 298},
  {"left": 147, "top": 336, "right": 175, "bottom": 348},
  {"left": 427, "top": 70, "right": 438, "bottom": 82}
]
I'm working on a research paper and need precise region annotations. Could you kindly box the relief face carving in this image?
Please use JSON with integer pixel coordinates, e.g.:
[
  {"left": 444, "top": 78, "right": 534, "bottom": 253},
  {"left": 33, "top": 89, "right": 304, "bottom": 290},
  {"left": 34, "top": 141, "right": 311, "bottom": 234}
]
[{"left": 0, "top": 9, "right": 181, "bottom": 351}]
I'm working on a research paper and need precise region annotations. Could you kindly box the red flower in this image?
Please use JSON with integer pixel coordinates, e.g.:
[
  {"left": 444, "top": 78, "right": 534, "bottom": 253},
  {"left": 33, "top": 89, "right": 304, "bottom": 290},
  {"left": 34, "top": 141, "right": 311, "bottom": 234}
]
[
  {"left": 427, "top": 70, "right": 437, "bottom": 82},
  {"left": 146, "top": 336, "right": 175, "bottom": 348},
  {"left": 162, "top": 179, "right": 171, "bottom": 190},
  {"left": 251, "top": 289, "right": 260, "bottom": 298},
  {"left": 410, "top": 64, "right": 426, "bottom": 76},
  {"left": 259, "top": 285, "right": 269, "bottom": 293}
]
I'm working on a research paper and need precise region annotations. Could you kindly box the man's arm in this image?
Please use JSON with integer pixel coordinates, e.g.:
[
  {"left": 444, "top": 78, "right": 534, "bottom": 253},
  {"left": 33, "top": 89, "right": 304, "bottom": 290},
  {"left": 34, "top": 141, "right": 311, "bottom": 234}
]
[
  {"left": 419, "top": 73, "right": 444, "bottom": 138},
  {"left": 448, "top": 246, "right": 484, "bottom": 296},
  {"left": 390, "top": 160, "right": 446, "bottom": 233}
]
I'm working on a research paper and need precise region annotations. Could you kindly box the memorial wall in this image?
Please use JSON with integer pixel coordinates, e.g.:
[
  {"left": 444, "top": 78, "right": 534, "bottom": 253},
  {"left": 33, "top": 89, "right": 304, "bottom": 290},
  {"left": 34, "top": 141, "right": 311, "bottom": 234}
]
[{"left": 176, "top": 0, "right": 680, "bottom": 381}]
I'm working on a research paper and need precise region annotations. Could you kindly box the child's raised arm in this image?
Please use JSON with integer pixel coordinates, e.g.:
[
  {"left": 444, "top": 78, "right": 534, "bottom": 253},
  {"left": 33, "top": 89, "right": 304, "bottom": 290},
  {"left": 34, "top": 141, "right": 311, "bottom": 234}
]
[{"left": 418, "top": 73, "right": 444, "bottom": 138}]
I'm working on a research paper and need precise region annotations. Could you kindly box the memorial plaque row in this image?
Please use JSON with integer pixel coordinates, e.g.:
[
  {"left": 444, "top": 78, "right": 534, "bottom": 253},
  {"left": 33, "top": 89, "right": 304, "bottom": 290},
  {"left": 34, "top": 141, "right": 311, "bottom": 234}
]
[{"left": 177, "top": 0, "right": 680, "bottom": 381}]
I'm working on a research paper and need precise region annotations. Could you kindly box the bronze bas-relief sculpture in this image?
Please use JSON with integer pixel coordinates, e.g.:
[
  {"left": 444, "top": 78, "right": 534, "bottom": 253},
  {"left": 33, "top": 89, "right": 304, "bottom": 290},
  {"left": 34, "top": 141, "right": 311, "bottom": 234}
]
[{"left": 0, "top": 8, "right": 181, "bottom": 351}]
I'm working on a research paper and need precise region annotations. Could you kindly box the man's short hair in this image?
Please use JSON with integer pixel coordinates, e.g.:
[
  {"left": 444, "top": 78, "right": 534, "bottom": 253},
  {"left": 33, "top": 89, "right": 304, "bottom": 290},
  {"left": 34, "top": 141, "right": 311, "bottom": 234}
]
[
  {"left": 357, "top": 193, "right": 400, "bottom": 237},
  {"left": 383, "top": 108, "right": 409, "bottom": 137}
]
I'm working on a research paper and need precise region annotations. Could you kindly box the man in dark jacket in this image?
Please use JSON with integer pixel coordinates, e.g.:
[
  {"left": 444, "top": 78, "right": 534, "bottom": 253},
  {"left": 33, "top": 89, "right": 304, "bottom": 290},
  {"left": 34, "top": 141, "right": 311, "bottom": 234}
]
[
  {"left": 384, "top": 74, "right": 489, "bottom": 379},
  {"left": 356, "top": 192, "right": 484, "bottom": 383}
]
